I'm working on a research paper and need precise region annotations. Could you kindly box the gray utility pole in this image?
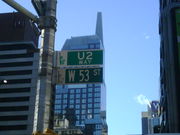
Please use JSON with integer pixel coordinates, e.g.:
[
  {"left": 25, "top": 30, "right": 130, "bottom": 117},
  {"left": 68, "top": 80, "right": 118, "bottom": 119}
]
[
  {"left": 2, "top": 0, "right": 57, "bottom": 132},
  {"left": 34, "top": 0, "right": 57, "bottom": 132}
]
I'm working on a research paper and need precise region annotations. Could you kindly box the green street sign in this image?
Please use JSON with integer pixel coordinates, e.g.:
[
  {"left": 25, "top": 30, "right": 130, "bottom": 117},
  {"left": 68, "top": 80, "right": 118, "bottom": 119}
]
[
  {"left": 59, "top": 50, "right": 103, "bottom": 66},
  {"left": 57, "top": 68, "right": 103, "bottom": 84}
]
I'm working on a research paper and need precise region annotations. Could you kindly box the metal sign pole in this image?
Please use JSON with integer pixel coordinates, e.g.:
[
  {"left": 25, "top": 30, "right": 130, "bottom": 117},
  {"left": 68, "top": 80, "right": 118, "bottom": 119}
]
[{"left": 35, "top": 0, "right": 57, "bottom": 131}]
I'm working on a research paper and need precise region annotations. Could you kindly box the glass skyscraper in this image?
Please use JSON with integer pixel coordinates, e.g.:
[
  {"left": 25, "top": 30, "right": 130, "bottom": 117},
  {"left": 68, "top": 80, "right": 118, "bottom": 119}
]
[{"left": 54, "top": 12, "right": 107, "bottom": 135}]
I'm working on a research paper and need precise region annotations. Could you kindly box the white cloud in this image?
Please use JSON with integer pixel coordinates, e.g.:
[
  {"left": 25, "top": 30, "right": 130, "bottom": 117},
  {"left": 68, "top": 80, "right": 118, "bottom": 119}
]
[{"left": 134, "top": 94, "right": 151, "bottom": 107}]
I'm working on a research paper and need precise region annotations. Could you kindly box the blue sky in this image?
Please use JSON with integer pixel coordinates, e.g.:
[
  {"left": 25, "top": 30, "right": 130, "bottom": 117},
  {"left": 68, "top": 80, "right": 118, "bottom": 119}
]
[{"left": 0, "top": 0, "right": 160, "bottom": 135}]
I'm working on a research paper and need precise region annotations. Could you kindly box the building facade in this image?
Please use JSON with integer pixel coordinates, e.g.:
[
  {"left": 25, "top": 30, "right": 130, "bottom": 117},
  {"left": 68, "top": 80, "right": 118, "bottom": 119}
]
[
  {"left": 0, "top": 12, "right": 40, "bottom": 135},
  {"left": 54, "top": 13, "right": 107, "bottom": 135},
  {"left": 142, "top": 112, "right": 149, "bottom": 134},
  {"left": 141, "top": 101, "right": 160, "bottom": 134},
  {"left": 159, "top": 0, "right": 180, "bottom": 133}
]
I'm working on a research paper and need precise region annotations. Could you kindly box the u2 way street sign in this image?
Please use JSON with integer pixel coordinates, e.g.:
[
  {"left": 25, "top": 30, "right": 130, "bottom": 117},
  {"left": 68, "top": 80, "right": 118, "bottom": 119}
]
[
  {"left": 57, "top": 67, "right": 103, "bottom": 84},
  {"left": 59, "top": 50, "right": 103, "bottom": 66}
]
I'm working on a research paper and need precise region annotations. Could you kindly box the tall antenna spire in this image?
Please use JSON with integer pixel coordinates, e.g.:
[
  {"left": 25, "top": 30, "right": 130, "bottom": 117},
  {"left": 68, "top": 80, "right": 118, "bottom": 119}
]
[{"left": 96, "top": 12, "right": 103, "bottom": 45}]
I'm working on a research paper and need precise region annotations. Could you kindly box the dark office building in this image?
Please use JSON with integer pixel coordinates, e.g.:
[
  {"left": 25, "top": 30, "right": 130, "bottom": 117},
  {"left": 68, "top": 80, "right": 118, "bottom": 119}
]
[
  {"left": 142, "top": 112, "right": 149, "bottom": 134},
  {"left": 141, "top": 101, "right": 160, "bottom": 134},
  {"left": 159, "top": 0, "right": 180, "bottom": 133},
  {"left": 0, "top": 12, "right": 40, "bottom": 135},
  {"left": 54, "top": 12, "right": 108, "bottom": 135}
]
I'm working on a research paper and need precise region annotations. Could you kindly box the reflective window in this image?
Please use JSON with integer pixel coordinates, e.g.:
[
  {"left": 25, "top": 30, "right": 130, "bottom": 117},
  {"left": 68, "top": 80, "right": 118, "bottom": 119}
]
[
  {"left": 87, "top": 114, "right": 92, "bottom": 119},
  {"left": 76, "top": 105, "right": 80, "bottom": 109},
  {"left": 94, "top": 103, "right": 100, "bottom": 108},
  {"left": 82, "top": 99, "right": 86, "bottom": 103},
  {"left": 69, "top": 105, "right": 74, "bottom": 108},
  {"left": 55, "top": 105, "right": 61, "bottom": 109},
  {"left": 88, "top": 104, "right": 92, "bottom": 108},
  {"left": 76, "top": 89, "right": 80, "bottom": 93},
  {"left": 95, "top": 84, "right": 100, "bottom": 87},
  {"left": 89, "top": 44, "right": 95, "bottom": 49},
  {"left": 56, "top": 88, "right": 61, "bottom": 94},
  {"left": 68, "top": 84, "right": 86, "bottom": 88},
  {"left": 94, "top": 114, "right": 100, "bottom": 119},
  {"left": 55, "top": 110, "right": 61, "bottom": 114},
  {"left": 96, "top": 44, "right": 100, "bottom": 49},
  {"left": 81, "top": 110, "right": 86, "bottom": 114},
  {"left": 87, "top": 109, "right": 92, "bottom": 113},
  {"left": 63, "top": 99, "right": 67, "bottom": 104},
  {"left": 94, "top": 93, "right": 100, "bottom": 97},
  {"left": 94, "top": 88, "right": 100, "bottom": 92},
  {"left": 82, "top": 89, "right": 86, "bottom": 93},
  {"left": 94, "top": 131, "right": 101, "bottom": 135},
  {"left": 82, "top": 94, "right": 86, "bottom": 98},
  {"left": 76, "top": 115, "right": 80, "bottom": 120},
  {"left": 55, "top": 100, "right": 61, "bottom": 104},
  {"left": 82, "top": 104, "right": 86, "bottom": 109},
  {"left": 94, "top": 109, "right": 100, "bottom": 113},
  {"left": 55, "top": 95, "right": 61, "bottom": 99},
  {"left": 70, "top": 94, "right": 74, "bottom": 99},
  {"left": 88, "top": 93, "right": 92, "bottom": 97},
  {"left": 96, "top": 124, "right": 102, "bottom": 129},
  {"left": 76, "top": 94, "right": 80, "bottom": 98},
  {"left": 63, "top": 105, "right": 67, "bottom": 109},
  {"left": 70, "top": 89, "right": 74, "bottom": 93},
  {"left": 76, "top": 110, "right": 80, "bottom": 114},
  {"left": 70, "top": 100, "right": 74, "bottom": 104},
  {"left": 87, "top": 84, "right": 93, "bottom": 87},
  {"left": 88, "top": 88, "right": 93, "bottom": 92},
  {"left": 62, "top": 110, "right": 66, "bottom": 114},
  {"left": 94, "top": 98, "right": 100, "bottom": 102},
  {"left": 63, "top": 94, "right": 67, "bottom": 99},
  {"left": 88, "top": 98, "right": 92, "bottom": 103},
  {"left": 76, "top": 121, "right": 79, "bottom": 125},
  {"left": 81, "top": 115, "right": 85, "bottom": 119},
  {"left": 76, "top": 99, "right": 80, "bottom": 104}
]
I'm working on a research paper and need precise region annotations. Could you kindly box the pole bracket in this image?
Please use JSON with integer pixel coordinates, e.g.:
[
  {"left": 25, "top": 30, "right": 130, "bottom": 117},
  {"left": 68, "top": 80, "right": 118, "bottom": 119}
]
[{"left": 38, "top": 16, "right": 57, "bottom": 30}]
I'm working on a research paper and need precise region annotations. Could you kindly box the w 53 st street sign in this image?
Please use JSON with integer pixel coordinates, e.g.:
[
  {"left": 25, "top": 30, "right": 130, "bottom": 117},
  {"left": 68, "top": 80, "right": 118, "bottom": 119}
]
[
  {"left": 57, "top": 67, "right": 103, "bottom": 84},
  {"left": 54, "top": 49, "right": 103, "bottom": 84},
  {"left": 59, "top": 50, "right": 103, "bottom": 66}
]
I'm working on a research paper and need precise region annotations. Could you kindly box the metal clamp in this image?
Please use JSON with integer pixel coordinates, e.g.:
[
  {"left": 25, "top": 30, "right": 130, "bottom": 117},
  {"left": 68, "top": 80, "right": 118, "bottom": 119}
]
[{"left": 38, "top": 16, "right": 57, "bottom": 30}]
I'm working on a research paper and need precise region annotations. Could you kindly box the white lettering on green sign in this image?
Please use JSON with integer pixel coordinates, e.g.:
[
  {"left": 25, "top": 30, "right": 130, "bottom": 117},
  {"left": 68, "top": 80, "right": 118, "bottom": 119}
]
[
  {"left": 93, "top": 68, "right": 101, "bottom": 76},
  {"left": 65, "top": 68, "right": 103, "bottom": 84},
  {"left": 78, "top": 51, "right": 93, "bottom": 65},
  {"left": 59, "top": 50, "right": 103, "bottom": 66},
  {"left": 79, "top": 70, "right": 90, "bottom": 82},
  {"left": 68, "top": 70, "right": 75, "bottom": 82}
]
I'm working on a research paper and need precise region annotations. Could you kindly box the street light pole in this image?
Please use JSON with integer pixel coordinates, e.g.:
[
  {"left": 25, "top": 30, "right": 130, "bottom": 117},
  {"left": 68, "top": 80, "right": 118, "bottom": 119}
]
[
  {"left": 34, "top": 0, "right": 57, "bottom": 132},
  {"left": 2, "top": 0, "right": 57, "bottom": 132},
  {"left": 2, "top": 0, "right": 38, "bottom": 22}
]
